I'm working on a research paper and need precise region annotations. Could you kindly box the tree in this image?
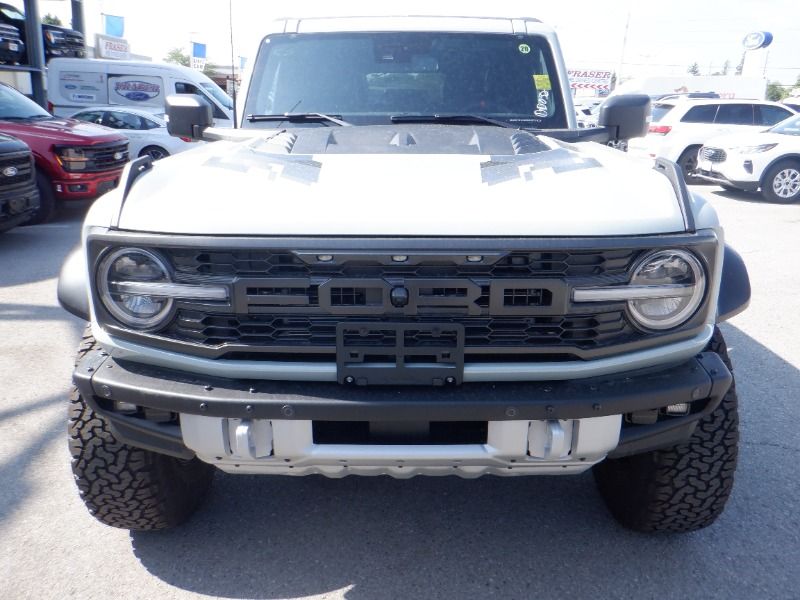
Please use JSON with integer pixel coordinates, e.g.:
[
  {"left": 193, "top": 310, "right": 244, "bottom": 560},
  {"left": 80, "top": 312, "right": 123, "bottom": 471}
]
[
  {"left": 164, "top": 47, "right": 220, "bottom": 77},
  {"left": 42, "top": 13, "right": 62, "bottom": 26},
  {"left": 766, "top": 81, "right": 789, "bottom": 102},
  {"left": 687, "top": 62, "right": 700, "bottom": 76},
  {"left": 164, "top": 48, "right": 190, "bottom": 67}
]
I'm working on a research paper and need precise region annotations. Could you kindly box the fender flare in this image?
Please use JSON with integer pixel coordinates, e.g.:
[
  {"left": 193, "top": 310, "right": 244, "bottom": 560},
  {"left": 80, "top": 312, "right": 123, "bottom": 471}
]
[
  {"left": 717, "top": 245, "right": 750, "bottom": 322},
  {"left": 57, "top": 247, "right": 90, "bottom": 321}
]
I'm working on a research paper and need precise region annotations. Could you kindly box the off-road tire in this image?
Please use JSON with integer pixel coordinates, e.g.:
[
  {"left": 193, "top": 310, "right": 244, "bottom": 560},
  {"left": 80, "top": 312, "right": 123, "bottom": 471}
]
[
  {"left": 68, "top": 328, "right": 214, "bottom": 530},
  {"left": 593, "top": 327, "right": 739, "bottom": 533},
  {"left": 23, "top": 172, "right": 57, "bottom": 225},
  {"left": 677, "top": 146, "right": 703, "bottom": 185},
  {"left": 760, "top": 159, "right": 800, "bottom": 203}
]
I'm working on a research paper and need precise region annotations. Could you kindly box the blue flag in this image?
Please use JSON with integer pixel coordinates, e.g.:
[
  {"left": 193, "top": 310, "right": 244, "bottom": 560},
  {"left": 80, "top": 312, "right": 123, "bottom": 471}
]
[
  {"left": 191, "top": 42, "right": 207, "bottom": 60},
  {"left": 103, "top": 14, "right": 124, "bottom": 38}
]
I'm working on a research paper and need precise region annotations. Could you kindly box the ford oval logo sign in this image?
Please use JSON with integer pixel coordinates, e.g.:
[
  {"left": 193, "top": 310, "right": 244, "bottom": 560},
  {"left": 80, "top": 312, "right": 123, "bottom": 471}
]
[
  {"left": 113, "top": 80, "right": 161, "bottom": 102},
  {"left": 113, "top": 152, "right": 124, "bottom": 160},
  {"left": 2, "top": 166, "right": 18, "bottom": 177}
]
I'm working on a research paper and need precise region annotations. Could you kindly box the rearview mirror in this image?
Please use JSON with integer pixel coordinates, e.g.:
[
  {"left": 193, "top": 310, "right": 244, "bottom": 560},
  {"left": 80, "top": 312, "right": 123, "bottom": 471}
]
[
  {"left": 165, "top": 94, "right": 213, "bottom": 140},
  {"left": 598, "top": 94, "right": 651, "bottom": 140}
]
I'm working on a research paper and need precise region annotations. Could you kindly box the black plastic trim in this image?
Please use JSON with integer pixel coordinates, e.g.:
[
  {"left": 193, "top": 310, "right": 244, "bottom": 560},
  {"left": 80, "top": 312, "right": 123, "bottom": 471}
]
[
  {"left": 57, "top": 248, "right": 90, "bottom": 321},
  {"left": 608, "top": 356, "right": 731, "bottom": 458},
  {"left": 87, "top": 229, "right": 718, "bottom": 249},
  {"left": 717, "top": 244, "right": 751, "bottom": 322},
  {"left": 112, "top": 155, "right": 153, "bottom": 230},
  {"left": 654, "top": 158, "right": 695, "bottom": 233},
  {"left": 73, "top": 349, "right": 731, "bottom": 425}
]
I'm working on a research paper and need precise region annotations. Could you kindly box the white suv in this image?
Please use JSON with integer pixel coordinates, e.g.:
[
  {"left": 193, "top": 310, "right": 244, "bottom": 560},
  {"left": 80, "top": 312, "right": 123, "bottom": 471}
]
[
  {"left": 628, "top": 98, "right": 796, "bottom": 182},
  {"left": 697, "top": 113, "right": 800, "bottom": 202}
]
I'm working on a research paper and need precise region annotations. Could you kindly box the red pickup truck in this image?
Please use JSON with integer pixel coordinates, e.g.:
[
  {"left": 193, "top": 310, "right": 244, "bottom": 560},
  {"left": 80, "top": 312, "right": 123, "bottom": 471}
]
[{"left": 0, "top": 82, "right": 128, "bottom": 223}]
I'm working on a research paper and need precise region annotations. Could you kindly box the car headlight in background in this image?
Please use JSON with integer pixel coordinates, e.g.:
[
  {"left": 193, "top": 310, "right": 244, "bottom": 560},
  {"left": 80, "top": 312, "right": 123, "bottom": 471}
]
[
  {"left": 44, "top": 30, "right": 65, "bottom": 44},
  {"left": 55, "top": 147, "right": 87, "bottom": 172},
  {"left": 97, "top": 247, "right": 229, "bottom": 330},
  {"left": 735, "top": 143, "right": 777, "bottom": 154},
  {"left": 573, "top": 249, "right": 706, "bottom": 331},
  {"left": 98, "top": 248, "right": 175, "bottom": 329}
]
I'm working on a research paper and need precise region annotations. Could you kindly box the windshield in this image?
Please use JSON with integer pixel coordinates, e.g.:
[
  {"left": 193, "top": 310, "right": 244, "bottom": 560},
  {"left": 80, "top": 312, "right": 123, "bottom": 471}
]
[
  {"left": 769, "top": 114, "right": 800, "bottom": 135},
  {"left": 244, "top": 32, "right": 566, "bottom": 129},
  {"left": 0, "top": 84, "right": 52, "bottom": 120},
  {"left": 200, "top": 82, "right": 234, "bottom": 110},
  {"left": 0, "top": 7, "right": 24, "bottom": 20}
]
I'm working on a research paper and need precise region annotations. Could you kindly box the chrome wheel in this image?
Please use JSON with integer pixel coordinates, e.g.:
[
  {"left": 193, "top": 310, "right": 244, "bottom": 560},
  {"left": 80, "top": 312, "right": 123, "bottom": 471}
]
[{"left": 772, "top": 168, "right": 800, "bottom": 199}]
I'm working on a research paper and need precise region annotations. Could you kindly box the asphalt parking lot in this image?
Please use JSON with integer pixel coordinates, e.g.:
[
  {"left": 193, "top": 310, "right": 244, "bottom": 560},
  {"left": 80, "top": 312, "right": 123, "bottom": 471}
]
[{"left": 1, "top": 187, "right": 798, "bottom": 600}]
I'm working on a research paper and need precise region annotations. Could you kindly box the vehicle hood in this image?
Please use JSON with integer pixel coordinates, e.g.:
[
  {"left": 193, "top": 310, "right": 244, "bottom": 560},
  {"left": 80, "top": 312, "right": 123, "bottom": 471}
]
[
  {"left": 703, "top": 131, "right": 793, "bottom": 150},
  {"left": 117, "top": 125, "right": 687, "bottom": 236},
  {"left": 0, "top": 118, "right": 124, "bottom": 146}
]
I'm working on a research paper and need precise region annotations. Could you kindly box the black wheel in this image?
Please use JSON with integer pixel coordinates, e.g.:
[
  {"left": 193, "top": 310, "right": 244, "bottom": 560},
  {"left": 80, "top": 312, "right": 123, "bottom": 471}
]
[
  {"left": 677, "top": 146, "right": 703, "bottom": 185},
  {"left": 139, "top": 146, "right": 170, "bottom": 161},
  {"left": 23, "top": 172, "right": 57, "bottom": 225},
  {"left": 761, "top": 159, "right": 800, "bottom": 203},
  {"left": 593, "top": 327, "right": 739, "bottom": 533},
  {"left": 68, "top": 329, "right": 214, "bottom": 530}
]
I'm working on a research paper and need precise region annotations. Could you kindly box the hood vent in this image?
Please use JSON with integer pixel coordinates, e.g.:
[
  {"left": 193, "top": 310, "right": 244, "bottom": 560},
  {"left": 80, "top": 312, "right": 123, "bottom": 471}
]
[{"left": 510, "top": 131, "right": 547, "bottom": 155}]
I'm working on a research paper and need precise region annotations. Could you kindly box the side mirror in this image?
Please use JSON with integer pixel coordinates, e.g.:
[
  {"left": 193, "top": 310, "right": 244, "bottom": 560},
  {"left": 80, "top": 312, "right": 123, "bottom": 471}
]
[
  {"left": 598, "top": 94, "right": 651, "bottom": 140},
  {"left": 165, "top": 94, "right": 213, "bottom": 140}
]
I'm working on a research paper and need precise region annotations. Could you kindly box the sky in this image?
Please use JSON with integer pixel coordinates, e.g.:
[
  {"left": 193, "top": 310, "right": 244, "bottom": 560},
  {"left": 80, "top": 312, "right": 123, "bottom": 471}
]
[{"left": 33, "top": 0, "right": 800, "bottom": 88}]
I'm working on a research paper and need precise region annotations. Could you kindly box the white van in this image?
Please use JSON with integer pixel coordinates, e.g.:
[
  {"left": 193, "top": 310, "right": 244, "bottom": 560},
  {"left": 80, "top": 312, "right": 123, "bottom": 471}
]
[{"left": 47, "top": 58, "right": 235, "bottom": 127}]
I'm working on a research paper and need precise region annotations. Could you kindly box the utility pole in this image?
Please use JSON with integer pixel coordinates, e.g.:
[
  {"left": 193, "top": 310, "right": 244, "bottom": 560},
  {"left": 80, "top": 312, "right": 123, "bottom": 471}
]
[
  {"left": 70, "top": 0, "right": 85, "bottom": 34},
  {"left": 617, "top": 9, "right": 631, "bottom": 81}
]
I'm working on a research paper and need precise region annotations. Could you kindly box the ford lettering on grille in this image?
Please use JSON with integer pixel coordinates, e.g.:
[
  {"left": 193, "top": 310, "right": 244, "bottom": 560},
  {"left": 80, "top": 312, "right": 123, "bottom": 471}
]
[{"left": 232, "top": 277, "right": 569, "bottom": 316}]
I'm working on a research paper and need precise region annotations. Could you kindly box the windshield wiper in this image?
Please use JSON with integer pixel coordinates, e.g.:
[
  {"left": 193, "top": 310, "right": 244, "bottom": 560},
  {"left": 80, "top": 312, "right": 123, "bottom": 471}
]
[
  {"left": 390, "top": 114, "right": 517, "bottom": 128},
  {"left": 246, "top": 113, "right": 350, "bottom": 126}
]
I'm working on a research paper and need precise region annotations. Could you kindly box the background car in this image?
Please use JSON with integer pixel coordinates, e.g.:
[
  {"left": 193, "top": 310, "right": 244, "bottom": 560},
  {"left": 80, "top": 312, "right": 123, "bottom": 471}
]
[
  {"left": 627, "top": 97, "right": 796, "bottom": 182},
  {"left": 0, "top": 22, "right": 23, "bottom": 64},
  {"left": 0, "top": 82, "right": 128, "bottom": 224},
  {"left": 0, "top": 2, "right": 85, "bottom": 61},
  {"left": 69, "top": 106, "right": 197, "bottom": 160},
  {"left": 697, "top": 113, "right": 800, "bottom": 203}
]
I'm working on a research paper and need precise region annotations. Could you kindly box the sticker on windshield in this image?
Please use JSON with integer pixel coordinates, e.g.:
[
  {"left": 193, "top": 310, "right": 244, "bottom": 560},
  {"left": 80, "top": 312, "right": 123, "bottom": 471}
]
[
  {"left": 533, "top": 74, "right": 551, "bottom": 91},
  {"left": 534, "top": 90, "right": 550, "bottom": 118},
  {"left": 518, "top": 43, "right": 531, "bottom": 54}
]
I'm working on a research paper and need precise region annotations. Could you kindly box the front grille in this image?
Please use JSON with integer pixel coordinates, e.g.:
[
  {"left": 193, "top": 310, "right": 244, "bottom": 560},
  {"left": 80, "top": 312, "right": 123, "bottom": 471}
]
[
  {"left": 83, "top": 143, "right": 129, "bottom": 172},
  {"left": 140, "top": 246, "right": 655, "bottom": 361},
  {"left": 0, "top": 153, "right": 33, "bottom": 186},
  {"left": 169, "top": 248, "right": 639, "bottom": 279},
  {"left": 168, "top": 310, "right": 634, "bottom": 355},
  {"left": 0, "top": 25, "right": 21, "bottom": 40},
  {"left": 700, "top": 147, "right": 727, "bottom": 162}
]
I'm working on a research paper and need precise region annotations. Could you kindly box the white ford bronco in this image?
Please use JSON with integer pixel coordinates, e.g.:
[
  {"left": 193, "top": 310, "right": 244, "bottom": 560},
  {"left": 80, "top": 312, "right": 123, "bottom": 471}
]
[{"left": 59, "top": 16, "right": 750, "bottom": 533}]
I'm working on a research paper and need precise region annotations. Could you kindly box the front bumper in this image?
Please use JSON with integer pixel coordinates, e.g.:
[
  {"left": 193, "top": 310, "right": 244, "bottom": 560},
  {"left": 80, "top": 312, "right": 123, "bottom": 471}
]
[
  {"left": 0, "top": 181, "right": 39, "bottom": 231},
  {"left": 696, "top": 169, "right": 759, "bottom": 192},
  {"left": 53, "top": 170, "right": 123, "bottom": 200},
  {"left": 73, "top": 343, "right": 732, "bottom": 473}
]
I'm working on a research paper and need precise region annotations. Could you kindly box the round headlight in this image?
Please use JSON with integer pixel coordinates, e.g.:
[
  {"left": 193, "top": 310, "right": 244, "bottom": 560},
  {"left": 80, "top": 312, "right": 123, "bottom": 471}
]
[
  {"left": 628, "top": 250, "right": 706, "bottom": 330},
  {"left": 97, "top": 248, "right": 174, "bottom": 329}
]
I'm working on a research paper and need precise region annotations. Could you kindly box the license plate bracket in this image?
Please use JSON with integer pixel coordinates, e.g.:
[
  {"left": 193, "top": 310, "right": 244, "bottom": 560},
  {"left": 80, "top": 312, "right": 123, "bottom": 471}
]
[{"left": 336, "top": 322, "right": 464, "bottom": 386}]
